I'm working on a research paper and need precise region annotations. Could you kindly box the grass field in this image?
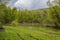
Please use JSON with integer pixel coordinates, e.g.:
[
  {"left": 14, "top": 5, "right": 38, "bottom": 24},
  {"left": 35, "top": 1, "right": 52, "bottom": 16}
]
[{"left": 0, "top": 25, "right": 60, "bottom": 40}]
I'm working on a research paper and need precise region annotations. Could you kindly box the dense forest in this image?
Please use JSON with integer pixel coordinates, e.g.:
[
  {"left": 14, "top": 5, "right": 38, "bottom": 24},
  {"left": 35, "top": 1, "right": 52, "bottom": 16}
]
[{"left": 0, "top": 0, "right": 60, "bottom": 29}]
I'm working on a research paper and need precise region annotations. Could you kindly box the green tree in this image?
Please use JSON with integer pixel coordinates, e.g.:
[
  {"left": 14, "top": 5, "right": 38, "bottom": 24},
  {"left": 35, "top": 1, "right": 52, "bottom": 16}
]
[{"left": 47, "top": 0, "right": 60, "bottom": 29}]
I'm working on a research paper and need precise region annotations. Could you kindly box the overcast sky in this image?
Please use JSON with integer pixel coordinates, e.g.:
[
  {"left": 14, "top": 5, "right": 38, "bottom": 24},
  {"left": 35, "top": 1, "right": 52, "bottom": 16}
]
[{"left": 8, "top": 0, "right": 52, "bottom": 10}]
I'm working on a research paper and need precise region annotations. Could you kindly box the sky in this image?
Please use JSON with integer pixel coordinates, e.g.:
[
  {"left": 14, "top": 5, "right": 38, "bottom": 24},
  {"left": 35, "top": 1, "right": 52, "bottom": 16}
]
[{"left": 8, "top": 0, "right": 52, "bottom": 10}]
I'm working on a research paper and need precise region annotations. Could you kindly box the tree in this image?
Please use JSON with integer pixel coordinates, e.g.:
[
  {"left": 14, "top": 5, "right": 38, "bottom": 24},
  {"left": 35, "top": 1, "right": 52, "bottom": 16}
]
[
  {"left": 0, "top": 0, "right": 10, "bottom": 30},
  {"left": 47, "top": 0, "right": 60, "bottom": 29}
]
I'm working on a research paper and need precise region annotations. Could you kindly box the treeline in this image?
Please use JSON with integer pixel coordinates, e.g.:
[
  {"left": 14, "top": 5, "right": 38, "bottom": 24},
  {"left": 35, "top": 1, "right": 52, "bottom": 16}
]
[{"left": 0, "top": 3, "right": 60, "bottom": 29}]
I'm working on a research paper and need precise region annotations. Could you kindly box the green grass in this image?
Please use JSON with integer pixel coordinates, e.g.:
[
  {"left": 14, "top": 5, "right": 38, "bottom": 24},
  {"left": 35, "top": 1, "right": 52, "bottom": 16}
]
[{"left": 0, "top": 25, "right": 60, "bottom": 40}]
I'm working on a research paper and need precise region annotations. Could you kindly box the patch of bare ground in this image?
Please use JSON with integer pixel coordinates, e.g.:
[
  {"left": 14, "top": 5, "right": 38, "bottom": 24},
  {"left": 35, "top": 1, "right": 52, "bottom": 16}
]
[{"left": 0, "top": 28, "right": 5, "bottom": 32}]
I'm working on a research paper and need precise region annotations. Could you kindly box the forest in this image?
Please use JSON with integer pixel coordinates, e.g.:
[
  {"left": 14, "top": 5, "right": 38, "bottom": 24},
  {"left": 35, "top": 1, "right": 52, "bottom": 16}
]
[
  {"left": 0, "top": 2, "right": 60, "bottom": 29},
  {"left": 0, "top": 0, "right": 60, "bottom": 40}
]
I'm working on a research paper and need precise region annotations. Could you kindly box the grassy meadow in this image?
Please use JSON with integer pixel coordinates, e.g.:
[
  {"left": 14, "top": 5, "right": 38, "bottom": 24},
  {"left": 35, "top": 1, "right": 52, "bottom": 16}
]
[{"left": 0, "top": 25, "right": 60, "bottom": 40}]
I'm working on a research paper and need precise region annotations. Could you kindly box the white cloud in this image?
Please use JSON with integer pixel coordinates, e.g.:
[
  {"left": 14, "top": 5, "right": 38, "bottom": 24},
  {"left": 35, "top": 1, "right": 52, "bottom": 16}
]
[
  {"left": 8, "top": 0, "right": 51, "bottom": 10},
  {"left": 14, "top": 0, "right": 33, "bottom": 7}
]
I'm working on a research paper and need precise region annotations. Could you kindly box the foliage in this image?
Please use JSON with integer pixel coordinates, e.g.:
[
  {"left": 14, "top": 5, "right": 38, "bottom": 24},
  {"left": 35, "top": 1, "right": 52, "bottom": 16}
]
[
  {"left": 47, "top": 0, "right": 60, "bottom": 29},
  {"left": 0, "top": 1, "right": 60, "bottom": 29}
]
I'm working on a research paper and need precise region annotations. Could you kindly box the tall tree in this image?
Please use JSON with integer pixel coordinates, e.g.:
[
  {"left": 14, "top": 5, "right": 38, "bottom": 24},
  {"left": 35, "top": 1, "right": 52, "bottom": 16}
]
[{"left": 47, "top": 0, "right": 60, "bottom": 29}]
